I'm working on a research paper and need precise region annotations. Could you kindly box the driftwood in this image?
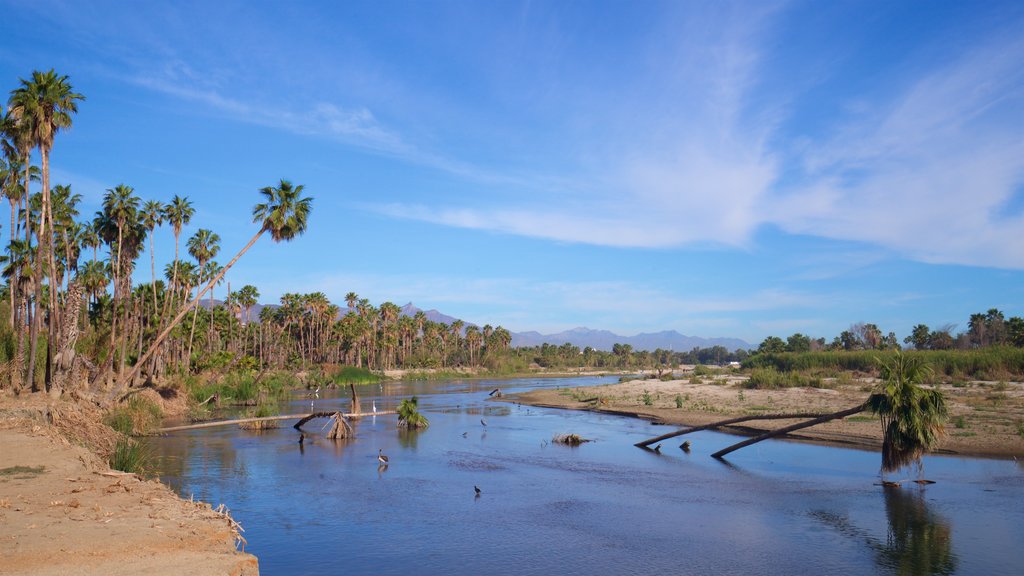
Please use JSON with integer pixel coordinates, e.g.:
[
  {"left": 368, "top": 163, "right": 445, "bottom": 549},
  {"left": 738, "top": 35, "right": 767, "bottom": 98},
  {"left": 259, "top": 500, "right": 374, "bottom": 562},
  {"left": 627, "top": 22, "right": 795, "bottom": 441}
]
[
  {"left": 153, "top": 410, "right": 396, "bottom": 434},
  {"left": 634, "top": 411, "right": 853, "bottom": 448},
  {"left": 710, "top": 403, "right": 868, "bottom": 459}
]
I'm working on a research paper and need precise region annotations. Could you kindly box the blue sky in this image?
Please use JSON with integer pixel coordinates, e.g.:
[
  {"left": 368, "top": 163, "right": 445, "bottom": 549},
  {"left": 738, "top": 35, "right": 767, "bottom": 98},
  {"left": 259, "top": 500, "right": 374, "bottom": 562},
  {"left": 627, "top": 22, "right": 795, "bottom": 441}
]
[{"left": 1, "top": 0, "right": 1022, "bottom": 345}]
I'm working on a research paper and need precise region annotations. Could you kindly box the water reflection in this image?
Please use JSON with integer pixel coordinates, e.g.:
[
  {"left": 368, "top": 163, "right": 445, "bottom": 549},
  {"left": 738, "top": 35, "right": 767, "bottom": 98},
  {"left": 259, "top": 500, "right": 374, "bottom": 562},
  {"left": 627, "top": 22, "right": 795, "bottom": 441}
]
[
  {"left": 876, "top": 487, "right": 957, "bottom": 576},
  {"left": 813, "top": 487, "right": 957, "bottom": 576}
]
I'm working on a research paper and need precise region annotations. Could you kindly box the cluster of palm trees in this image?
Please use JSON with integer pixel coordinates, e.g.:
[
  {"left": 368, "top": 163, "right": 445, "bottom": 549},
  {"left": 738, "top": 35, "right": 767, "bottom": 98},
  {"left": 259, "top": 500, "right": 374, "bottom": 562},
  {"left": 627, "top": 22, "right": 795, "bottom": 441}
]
[
  {"left": 247, "top": 292, "right": 514, "bottom": 372},
  {"left": 1, "top": 69, "right": 314, "bottom": 399}
]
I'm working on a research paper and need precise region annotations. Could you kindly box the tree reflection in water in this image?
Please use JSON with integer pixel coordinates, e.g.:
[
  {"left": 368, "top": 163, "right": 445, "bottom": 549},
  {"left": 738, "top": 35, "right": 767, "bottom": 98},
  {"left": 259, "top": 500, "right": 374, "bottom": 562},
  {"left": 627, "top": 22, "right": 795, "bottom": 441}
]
[
  {"left": 812, "top": 486, "right": 958, "bottom": 576},
  {"left": 876, "top": 487, "right": 957, "bottom": 576}
]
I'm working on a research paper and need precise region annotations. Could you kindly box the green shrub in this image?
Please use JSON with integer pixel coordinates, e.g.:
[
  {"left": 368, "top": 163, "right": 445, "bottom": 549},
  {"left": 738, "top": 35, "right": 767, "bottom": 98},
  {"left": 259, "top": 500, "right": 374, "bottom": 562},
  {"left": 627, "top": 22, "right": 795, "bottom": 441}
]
[
  {"left": 641, "top": 390, "right": 653, "bottom": 406},
  {"left": 675, "top": 394, "right": 684, "bottom": 408},
  {"left": 333, "top": 366, "right": 382, "bottom": 385},
  {"left": 109, "top": 437, "right": 151, "bottom": 474},
  {"left": 104, "top": 396, "right": 162, "bottom": 436}
]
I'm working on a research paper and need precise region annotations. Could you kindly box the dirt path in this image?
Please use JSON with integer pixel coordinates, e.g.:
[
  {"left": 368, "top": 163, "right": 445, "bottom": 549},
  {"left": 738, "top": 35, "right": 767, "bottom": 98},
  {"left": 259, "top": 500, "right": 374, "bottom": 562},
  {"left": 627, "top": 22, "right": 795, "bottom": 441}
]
[
  {"left": 0, "top": 402, "right": 258, "bottom": 576},
  {"left": 500, "top": 375, "right": 1024, "bottom": 458}
]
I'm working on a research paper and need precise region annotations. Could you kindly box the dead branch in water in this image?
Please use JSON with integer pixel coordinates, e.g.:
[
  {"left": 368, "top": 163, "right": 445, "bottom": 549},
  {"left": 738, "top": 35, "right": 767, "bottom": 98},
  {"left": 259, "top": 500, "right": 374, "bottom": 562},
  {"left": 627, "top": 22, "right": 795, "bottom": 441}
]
[
  {"left": 634, "top": 411, "right": 860, "bottom": 448},
  {"left": 710, "top": 403, "right": 868, "bottom": 459},
  {"left": 152, "top": 410, "right": 396, "bottom": 433}
]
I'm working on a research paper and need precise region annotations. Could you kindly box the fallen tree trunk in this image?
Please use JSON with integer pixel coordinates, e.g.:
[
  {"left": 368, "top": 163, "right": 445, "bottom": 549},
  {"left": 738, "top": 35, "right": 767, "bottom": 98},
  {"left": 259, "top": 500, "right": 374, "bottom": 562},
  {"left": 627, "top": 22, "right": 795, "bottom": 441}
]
[
  {"left": 153, "top": 410, "right": 396, "bottom": 434},
  {"left": 634, "top": 411, "right": 854, "bottom": 448},
  {"left": 711, "top": 402, "right": 868, "bottom": 459}
]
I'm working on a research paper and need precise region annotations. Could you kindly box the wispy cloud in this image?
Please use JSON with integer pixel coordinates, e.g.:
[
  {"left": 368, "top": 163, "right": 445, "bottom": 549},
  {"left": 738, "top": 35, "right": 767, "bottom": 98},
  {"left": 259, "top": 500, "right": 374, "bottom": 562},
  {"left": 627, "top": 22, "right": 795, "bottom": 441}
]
[
  {"left": 766, "top": 31, "right": 1024, "bottom": 269},
  {"left": 130, "top": 69, "right": 408, "bottom": 154}
]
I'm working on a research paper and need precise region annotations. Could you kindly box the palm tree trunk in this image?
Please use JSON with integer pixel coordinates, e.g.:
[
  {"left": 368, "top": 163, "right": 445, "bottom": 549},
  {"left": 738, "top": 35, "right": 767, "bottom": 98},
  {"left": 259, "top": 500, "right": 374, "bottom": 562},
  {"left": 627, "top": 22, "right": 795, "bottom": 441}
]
[
  {"left": 116, "top": 227, "right": 266, "bottom": 396},
  {"left": 7, "top": 200, "right": 16, "bottom": 331},
  {"left": 710, "top": 403, "right": 868, "bottom": 459}
]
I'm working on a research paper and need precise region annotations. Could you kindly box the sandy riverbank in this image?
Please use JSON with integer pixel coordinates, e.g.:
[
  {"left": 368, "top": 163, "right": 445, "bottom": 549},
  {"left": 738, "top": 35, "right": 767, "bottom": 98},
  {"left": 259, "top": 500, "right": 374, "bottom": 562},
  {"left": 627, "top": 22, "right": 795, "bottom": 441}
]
[
  {"left": 0, "top": 394, "right": 258, "bottom": 576},
  {"left": 500, "top": 374, "right": 1024, "bottom": 459}
]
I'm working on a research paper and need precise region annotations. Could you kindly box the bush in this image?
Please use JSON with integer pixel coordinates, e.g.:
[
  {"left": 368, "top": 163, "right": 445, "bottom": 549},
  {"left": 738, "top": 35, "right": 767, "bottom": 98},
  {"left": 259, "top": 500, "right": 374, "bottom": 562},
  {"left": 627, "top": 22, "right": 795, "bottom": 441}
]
[
  {"left": 104, "top": 396, "right": 162, "bottom": 436},
  {"left": 109, "top": 437, "right": 152, "bottom": 474},
  {"left": 333, "top": 366, "right": 382, "bottom": 385}
]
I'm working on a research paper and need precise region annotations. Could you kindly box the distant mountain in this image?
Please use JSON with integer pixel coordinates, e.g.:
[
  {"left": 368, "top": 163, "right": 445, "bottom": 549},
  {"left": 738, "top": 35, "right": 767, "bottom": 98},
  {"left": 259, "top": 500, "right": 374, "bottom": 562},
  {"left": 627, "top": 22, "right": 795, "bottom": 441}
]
[
  {"left": 399, "top": 302, "right": 461, "bottom": 325},
  {"left": 210, "top": 299, "right": 749, "bottom": 351},
  {"left": 510, "top": 327, "right": 749, "bottom": 352}
]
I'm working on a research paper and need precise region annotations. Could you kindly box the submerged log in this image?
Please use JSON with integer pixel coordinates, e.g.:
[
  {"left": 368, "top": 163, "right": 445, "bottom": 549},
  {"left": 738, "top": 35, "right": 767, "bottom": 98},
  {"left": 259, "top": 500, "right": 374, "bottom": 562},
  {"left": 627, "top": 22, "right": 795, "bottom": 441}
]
[
  {"left": 634, "top": 411, "right": 850, "bottom": 448},
  {"left": 710, "top": 403, "right": 868, "bottom": 459},
  {"left": 153, "top": 410, "right": 396, "bottom": 434}
]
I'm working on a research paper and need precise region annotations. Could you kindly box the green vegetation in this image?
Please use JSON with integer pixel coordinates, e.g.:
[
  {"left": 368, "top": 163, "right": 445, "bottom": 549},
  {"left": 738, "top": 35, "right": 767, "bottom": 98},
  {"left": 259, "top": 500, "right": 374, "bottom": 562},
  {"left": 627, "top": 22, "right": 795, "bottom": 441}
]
[
  {"left": 104, "top": 396, "right": 162, "bottom": 436},
  {"left": 674, "top": 393, "right": 684, "bottom": 408},
  {"left": 397, "top": 396, "right": 429, "bottom": 429},
  {"left": 108, "top": 437, "right": 151, "bottom": 474},
  {"left": 333, "top": 366, "right": 381, "bottom": 385},
  {"left": 641, "top": 390, "right": 653, "bottom": 405},
  {"left": 745, "top": 348, "right": 1024, "bottom": 380},
  {"left": 743, "top": 367, "right": 827, "bottom": 390},
  {"left": 867, "top": 352, "right": 948, "bottom": 474},
  {"left": 0, "top": 465, "right": 45, "bottom": 478}
]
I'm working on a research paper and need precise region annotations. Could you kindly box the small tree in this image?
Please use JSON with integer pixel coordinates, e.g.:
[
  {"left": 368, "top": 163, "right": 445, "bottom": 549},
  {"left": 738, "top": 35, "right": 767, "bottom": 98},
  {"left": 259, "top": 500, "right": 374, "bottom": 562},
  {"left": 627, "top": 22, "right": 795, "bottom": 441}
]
[
  {"left": 867, "top": 352, "right": 948, "bottom": 476},
  {"left": 397, "top": 396, "right": 429, "bottom": 429}
]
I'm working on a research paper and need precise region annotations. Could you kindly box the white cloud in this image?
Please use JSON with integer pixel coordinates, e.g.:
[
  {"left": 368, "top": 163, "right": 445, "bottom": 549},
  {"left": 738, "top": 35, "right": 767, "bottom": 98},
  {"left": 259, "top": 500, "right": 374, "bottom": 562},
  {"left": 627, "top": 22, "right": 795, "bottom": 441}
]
[{"left": 769, "top": 33, "right": 1024, "bottom": 268}]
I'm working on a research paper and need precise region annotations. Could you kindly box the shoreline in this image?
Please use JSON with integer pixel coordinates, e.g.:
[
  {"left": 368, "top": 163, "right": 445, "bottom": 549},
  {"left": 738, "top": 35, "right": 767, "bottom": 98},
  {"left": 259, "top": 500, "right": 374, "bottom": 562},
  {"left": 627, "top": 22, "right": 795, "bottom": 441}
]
[
  {"left": 497, "top": 376, "right": 1024, "bottom": 460},
  {"left": 0, "top": 394, "right": 259, "bottom": 576}
]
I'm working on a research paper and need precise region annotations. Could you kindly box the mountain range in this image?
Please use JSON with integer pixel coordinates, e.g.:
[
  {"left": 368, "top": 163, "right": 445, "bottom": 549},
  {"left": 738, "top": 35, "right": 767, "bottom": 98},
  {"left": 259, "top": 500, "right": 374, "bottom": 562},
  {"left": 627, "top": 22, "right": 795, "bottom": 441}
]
[{"left": 203, "top": 300, "right": 750, "bottom": 351}]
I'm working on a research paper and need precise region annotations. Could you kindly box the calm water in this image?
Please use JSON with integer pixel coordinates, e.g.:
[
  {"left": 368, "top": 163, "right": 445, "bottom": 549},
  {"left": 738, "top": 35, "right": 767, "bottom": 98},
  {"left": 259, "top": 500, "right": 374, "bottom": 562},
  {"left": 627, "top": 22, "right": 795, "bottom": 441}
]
[{"left": 151, "top": 376, "right": 1024, "bottom": 575}]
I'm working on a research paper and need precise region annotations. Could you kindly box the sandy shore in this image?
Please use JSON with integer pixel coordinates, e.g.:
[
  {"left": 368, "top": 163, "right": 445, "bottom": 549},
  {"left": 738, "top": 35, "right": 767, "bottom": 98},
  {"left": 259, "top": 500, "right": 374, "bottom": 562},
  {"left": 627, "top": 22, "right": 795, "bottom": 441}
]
[
  {"left": 500, "top": 374, "right": 1024, "bottom": 459},
  {"left": 0, "top": 395, "right": 258, "bottom": 576}
]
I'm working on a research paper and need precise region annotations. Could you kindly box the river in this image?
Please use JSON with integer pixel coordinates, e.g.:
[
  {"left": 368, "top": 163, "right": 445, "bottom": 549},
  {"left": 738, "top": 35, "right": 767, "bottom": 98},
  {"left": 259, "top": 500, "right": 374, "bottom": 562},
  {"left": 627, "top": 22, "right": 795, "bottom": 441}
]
[{"left": 150, "top": 376, "right": 1024, "bottom": 575}]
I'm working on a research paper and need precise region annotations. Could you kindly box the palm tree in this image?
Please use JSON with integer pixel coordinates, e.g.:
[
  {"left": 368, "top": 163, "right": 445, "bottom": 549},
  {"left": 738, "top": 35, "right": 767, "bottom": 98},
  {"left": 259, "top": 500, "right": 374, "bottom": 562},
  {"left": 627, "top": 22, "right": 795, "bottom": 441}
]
[
  {"left": 184, "top": 228, "right": 220, "bottom": 370},
  {"left": 866, "top": 352, "right": 948, "bottom": 476},
  {"left": 8, "top": 69, "right": 84, "bottom": 385},
  {"left": 1, "top": 238, "right": 35, "bottom": 390},
  {"left": 120, "top": 179, "right": 313, "bottom": 392},
  {"left": 98, "top": 185, "right": 140, "bottom": 373},
  {"left": 78, "top": 259, "right": 108, "bottom": 309},
  {"left": 397, "top": 396, "right": 429, "bottom": 429},
  {"left": 161, "top": 195, "right": 194, "bottom": 321},
  {"left": 140, "top": 200, "right": 164, "bottom": 319}
]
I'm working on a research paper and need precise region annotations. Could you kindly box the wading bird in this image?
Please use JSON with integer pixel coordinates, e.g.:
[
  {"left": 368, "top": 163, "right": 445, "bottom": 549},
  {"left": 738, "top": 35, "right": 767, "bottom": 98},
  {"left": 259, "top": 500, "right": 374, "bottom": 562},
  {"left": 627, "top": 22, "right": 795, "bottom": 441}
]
[
  {"left": 378, "top": 449, "right": 389, "bottom": 465},
  {"left": 480, "top": 418, "right": 488, "bottom": 427},
  {"left": 474, "top": 486, "right": 481, "bottom": 496}
]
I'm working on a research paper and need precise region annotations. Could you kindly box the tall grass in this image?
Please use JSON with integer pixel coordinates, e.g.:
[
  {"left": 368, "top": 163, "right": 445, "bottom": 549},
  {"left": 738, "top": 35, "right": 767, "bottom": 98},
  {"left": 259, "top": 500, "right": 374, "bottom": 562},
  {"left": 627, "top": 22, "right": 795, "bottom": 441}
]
[
  {"left": 109, "top": 438, "right": 152, "bottom": 474},
  {"left": 104, "top": 396, "right": 163, "bottom": 436},
  {"left": 743, "top": 348, "right": 1024, "bottom": 379},
  {"left": 743, "top": 367, "right": 827, "bottom": 389}
]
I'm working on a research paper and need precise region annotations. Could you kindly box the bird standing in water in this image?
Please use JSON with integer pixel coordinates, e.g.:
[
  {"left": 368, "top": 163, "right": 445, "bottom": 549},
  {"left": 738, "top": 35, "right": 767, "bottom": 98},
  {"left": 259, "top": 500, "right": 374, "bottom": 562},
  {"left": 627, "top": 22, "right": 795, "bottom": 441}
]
[
  {"left": 474, "top": 486, "right": 482, "bottom": 496},
  {"left": 378, "top": 449, "right": 389, "bottom": 465},
  {"left": 480, "top": 418, "right": 488, "bottom": 427}
]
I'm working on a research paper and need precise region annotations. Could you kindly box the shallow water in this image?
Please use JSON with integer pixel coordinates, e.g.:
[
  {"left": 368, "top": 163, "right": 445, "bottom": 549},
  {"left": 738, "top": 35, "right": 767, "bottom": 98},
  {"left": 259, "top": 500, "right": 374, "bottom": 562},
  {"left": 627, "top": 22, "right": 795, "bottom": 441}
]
[{"left": 151, "top": 376, "right": 1024, "bottom": 575}]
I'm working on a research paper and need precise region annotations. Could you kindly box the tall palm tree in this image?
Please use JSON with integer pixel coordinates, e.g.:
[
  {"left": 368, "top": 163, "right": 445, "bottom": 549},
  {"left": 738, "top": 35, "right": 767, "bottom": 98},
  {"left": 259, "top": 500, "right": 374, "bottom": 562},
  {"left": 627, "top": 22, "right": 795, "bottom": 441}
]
[
  {"left": 120, "top": 179, "right": 313, "bottom": 392},
  {"left": 161, "top": 195, "right": 194, "bottom": 321},
  {"left": 140, "top": 199, "right": 165, "bottom": 319},
  {"left": 867, "top": 352, "right": 948, "bottom": 476},
  {"left": 9, "top": 69, "right": 84, "bottom": 387},
  {"left": 1, "top": 238, "right": 35, "bottom": 390},
  {"left": 185, "top": 228, "right": 219, "bottom": 370}
]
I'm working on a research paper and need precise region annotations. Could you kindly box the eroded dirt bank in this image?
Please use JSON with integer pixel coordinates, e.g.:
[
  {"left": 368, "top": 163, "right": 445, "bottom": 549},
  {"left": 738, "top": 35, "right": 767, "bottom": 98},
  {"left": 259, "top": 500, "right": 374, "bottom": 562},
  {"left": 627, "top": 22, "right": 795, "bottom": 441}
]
[{"left": 0, "top": 396, "right": 258, "bottom": 576}]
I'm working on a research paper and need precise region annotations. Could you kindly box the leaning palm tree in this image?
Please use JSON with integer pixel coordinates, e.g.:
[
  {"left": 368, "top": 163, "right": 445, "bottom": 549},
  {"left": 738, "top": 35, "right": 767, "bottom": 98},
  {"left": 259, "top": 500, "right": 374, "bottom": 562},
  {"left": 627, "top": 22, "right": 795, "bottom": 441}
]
[
  {"left": 118, "top": 179, "right": 313, "bottom": 393},
  {"left": 867, "top": 352, "right": 948, "bottom": 476}
]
